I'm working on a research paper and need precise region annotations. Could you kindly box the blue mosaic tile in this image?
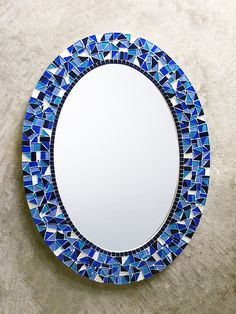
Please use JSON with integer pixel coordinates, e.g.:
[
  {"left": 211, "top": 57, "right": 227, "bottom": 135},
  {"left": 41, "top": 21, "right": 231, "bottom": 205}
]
[{"left": 22, "top": 33, "right": 210, "bottom": 284}]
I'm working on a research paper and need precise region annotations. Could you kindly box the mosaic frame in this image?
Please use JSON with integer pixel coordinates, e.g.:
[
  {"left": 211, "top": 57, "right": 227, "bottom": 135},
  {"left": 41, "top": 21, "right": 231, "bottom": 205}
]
[{"left": 22, "top": 33, "right": 210, "bottom": 284}]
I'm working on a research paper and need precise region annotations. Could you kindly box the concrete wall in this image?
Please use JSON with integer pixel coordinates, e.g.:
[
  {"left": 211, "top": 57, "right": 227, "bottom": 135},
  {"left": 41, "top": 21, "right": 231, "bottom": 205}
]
[{"left": 0, "top": 0, "right": 235, "bottom": 313}]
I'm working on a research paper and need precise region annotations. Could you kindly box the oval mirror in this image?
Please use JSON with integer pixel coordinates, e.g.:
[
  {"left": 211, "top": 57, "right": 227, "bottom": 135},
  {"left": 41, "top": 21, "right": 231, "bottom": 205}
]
[
  {"left": 22, "top": 33, "right": 210, "bottom": 284},
  {"left": 54, "top": 63, "right": 179, "bottom": 252}
]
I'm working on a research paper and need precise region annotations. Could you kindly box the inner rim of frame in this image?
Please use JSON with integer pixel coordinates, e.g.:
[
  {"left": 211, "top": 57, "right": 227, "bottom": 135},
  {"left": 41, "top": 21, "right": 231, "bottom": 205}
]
[{"left": 49, "top": 59, "right": 184, "bottom": 257}]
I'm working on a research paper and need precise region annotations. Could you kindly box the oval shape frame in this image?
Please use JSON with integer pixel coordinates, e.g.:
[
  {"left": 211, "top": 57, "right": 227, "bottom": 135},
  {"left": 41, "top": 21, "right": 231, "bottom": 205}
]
[{"left": 22, "top": 33, "right": 210, "bottom": 284}]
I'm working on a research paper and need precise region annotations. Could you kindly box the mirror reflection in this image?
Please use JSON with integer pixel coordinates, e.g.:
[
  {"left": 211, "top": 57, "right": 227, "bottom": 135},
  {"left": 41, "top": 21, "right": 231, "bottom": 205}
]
[{"left": 54, "top": 64, "right": 179, "bottom": 252}]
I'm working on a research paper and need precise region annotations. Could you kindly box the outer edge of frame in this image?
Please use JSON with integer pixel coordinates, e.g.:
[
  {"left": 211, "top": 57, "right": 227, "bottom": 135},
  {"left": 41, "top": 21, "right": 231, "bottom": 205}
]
[{"left": 22, "top": 32, "right": 210, "bottom": 284}]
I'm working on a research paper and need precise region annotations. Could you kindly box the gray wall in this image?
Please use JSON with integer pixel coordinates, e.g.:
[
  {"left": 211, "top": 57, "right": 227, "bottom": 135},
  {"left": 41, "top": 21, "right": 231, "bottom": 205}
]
[{"left": 0, "top": 0, "right": 235, "bottom": 313}]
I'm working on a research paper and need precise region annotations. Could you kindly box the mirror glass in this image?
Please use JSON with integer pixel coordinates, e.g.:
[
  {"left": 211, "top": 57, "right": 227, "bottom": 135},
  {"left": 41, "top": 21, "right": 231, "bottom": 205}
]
[{"left": 54, "top": 64, "right": 179, "bottom": 252}]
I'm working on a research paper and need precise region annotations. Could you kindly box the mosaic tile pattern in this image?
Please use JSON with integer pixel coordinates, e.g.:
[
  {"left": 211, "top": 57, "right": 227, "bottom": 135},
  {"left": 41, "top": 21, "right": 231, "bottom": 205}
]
[{"left": 22, "top": 33, "right": 210, "bottom": 284}]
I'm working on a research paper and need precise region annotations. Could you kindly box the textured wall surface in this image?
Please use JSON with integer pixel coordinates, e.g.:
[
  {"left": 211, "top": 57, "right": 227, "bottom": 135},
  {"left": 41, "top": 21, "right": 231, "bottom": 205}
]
[{"left": 0, "top": 0, "right": 235, "bottom": 313}]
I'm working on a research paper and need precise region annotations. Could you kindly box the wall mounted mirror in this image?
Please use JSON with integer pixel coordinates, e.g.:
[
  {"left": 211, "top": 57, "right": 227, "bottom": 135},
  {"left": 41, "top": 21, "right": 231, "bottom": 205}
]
[{"left": 22, "top": 33, "right": 210, "bottom": 284}]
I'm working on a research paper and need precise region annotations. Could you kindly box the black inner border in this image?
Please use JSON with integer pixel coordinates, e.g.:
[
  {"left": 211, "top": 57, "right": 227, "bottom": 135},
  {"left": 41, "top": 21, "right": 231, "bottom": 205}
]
[{"left": 49, "top": 59, "right": 184, "bottom": 257}]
